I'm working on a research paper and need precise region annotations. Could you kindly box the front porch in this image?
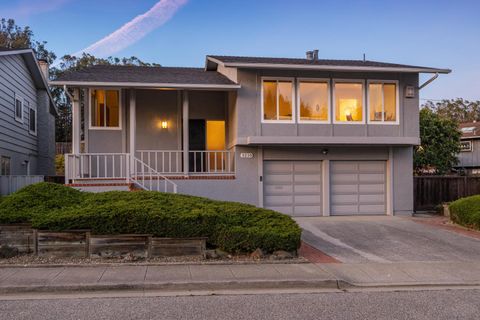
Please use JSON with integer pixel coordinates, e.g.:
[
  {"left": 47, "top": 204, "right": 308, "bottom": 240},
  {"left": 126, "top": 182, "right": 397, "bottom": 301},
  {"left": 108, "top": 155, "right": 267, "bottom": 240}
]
[{"left": 65, "top": 87, "right": 236, "bottom": 192}]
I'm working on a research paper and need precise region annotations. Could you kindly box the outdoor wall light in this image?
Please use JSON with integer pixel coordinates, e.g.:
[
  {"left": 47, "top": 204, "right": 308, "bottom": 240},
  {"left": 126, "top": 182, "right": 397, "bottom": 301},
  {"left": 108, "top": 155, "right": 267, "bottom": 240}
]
[
  {"left": 322, "top": 149, "right": 329, "bottom": 155},
  {"left": 161, "top": 121, "right": 168, "bottom": 129}
]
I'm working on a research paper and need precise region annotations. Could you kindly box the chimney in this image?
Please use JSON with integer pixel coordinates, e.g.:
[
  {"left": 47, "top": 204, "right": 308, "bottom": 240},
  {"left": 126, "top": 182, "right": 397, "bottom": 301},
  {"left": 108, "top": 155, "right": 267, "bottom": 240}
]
[
  {"left": 37, "top": 59, "right": 49, "bottom": 81},
  {"left": 306, "top": 50, "right": 319, "bottom": 61}
]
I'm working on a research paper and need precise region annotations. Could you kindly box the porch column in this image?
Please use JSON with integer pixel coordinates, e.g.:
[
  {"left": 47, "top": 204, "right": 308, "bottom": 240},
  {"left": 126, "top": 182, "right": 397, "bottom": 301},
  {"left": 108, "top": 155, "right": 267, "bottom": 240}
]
[
  {"left": 72, "top": 88, "right": 81, "bottom": 154},
  {"left": 182, "top": 90, "right": 189, "bottom": 175},
  {"left": 129, "top": 89, "right": 136, "bottom": 161}
]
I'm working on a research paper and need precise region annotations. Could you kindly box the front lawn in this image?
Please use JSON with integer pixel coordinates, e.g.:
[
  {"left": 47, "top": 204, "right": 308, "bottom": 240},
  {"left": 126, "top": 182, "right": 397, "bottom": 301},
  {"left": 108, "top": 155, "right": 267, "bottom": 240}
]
[
  {"left": 0, "top": 183, "right": 301, "bottom": 253},
  {"left": 449, "top": 195, "right": 480, "bottom": 230}
]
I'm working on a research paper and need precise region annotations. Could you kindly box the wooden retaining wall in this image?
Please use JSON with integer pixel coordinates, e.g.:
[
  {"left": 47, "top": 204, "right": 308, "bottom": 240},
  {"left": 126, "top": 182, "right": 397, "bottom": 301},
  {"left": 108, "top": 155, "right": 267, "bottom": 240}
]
[{"left": 0, "top": 226, "right": 206, "bottom": 259}]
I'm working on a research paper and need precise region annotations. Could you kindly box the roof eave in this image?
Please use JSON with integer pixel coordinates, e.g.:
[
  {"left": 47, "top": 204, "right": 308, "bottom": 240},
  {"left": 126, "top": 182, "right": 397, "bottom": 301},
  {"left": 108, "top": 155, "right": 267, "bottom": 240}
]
[
  {"left": 49, "top": 80, "right": 241, "bottom": 90},
  {"left": 220, "top": 62, "right": 451, "bottom": 74}
]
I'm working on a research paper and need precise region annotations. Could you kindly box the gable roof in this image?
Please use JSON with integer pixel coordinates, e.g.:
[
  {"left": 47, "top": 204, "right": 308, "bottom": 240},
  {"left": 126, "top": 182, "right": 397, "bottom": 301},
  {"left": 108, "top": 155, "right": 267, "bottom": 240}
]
[
  {"left": 0, "top": 48, "right": 57, "bottom": 114},
  {"left": 206, "top": 55, "right": 451, "bottom": 74},
  {"left": 50, "top": 65, "right": 240, "bottom": 89},
  {"left": 459, "top": 122, "right": 480, "bottom": 139}
]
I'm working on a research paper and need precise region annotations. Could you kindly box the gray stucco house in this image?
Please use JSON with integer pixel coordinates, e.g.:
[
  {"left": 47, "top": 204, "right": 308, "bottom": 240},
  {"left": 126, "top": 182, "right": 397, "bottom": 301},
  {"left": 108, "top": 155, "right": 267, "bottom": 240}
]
[
  {"left": 456, "top": 122, "right": 480, "bottom": 175},
  {"left": 51, "top": 52, "right": 449, "bottom": 217},
  {"left": 0, "top": 48, "right": 56, "bottom": 176}
]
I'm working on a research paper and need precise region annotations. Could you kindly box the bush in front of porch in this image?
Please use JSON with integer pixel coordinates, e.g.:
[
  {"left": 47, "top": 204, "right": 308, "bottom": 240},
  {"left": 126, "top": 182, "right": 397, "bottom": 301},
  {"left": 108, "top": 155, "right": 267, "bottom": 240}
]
[
  {"left": 449, "top": 195, "right": 480, "bottom": 230},
  {"left": 0, "top": 183, "right": 301, "bottom": 253}
]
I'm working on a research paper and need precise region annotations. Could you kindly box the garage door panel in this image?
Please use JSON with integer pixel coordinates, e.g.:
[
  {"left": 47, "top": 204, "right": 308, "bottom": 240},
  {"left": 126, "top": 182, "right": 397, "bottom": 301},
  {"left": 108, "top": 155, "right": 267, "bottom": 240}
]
[
  {"left": 331, "top": 161, "right": 386, "bottom": 216},
  {"left": 264, "top": 161, "right": 322, "bottom": 217},
  {"left": 294, "top": 184, "right": 321, "bottom": 194},
  {"left": 359, "top": 173, "right": 385, "bottom": 183},
  {"left": 294, "top": 206, "right": 322, "bottom": 216}
]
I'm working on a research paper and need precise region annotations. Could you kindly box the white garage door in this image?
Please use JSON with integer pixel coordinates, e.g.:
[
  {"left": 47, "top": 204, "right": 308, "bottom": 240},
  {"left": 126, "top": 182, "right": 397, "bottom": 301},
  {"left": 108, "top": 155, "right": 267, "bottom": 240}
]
[
  {"left": 330, "top": 161, "right": 386, "bottom": 215},
  {"left": 263, "top": 161, "right": 322, "bottom": 217}
]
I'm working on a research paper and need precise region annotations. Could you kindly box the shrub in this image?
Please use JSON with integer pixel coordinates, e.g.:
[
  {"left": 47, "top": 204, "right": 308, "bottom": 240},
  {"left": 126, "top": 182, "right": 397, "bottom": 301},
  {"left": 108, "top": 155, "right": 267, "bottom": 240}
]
[
  {"left": 0, "top": 184, "right": 301, "bottom": 253},
  {"left": 0, "top": 182, "right": 86, "bottom": 224},
  {"left": 449, "top": 195, "right": 480, "bottom": 230}
]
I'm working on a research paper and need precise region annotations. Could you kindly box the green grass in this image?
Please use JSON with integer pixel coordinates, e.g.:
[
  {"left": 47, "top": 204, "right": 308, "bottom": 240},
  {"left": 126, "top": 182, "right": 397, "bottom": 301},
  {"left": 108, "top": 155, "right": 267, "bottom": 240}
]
[
  {"left": 449, "top": 195, "right": 480, "bottom": 230},
  {"left": 0, "top": 183, "right": 301, "bottom": 253}
]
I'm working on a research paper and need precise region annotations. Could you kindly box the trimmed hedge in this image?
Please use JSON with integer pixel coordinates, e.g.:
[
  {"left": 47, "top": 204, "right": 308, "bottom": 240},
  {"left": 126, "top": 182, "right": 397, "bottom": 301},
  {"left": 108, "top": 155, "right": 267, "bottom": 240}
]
[
  {"left": 0, "top": 184, "right": 301, "bottom": 253},
  {"left": 449, "top": 195, "right": 480, "bottom": 230},
  {"left": 0, "top": 182, "right": 86, "bottom": 224}
]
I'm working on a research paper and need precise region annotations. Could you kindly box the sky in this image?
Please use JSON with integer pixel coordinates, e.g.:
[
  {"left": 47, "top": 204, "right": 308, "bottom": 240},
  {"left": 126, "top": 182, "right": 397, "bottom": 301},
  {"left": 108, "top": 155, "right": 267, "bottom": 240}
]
[{"left": 1, "top": 0, "right": 479, "bottom": 101}]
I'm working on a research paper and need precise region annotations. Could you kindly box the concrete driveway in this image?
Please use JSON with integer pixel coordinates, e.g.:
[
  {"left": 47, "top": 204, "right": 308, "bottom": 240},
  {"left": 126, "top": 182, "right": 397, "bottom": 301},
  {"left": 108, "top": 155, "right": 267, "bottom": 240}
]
[{"left": 295, "top": 216, "right": 480, "bottom": 264}]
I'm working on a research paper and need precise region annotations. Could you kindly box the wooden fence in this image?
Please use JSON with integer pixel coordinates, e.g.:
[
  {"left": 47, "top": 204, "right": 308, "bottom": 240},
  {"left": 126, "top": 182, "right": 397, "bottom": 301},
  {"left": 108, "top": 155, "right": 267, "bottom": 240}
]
[
  {"left": 55, "top": 142, "right": 72, "bottom": 155},
  {"left": 414, "top": 176, "right": 480, "bottom": 211},
  {"left": 0, "top": 175, "right": 44, "bottom": 196}
]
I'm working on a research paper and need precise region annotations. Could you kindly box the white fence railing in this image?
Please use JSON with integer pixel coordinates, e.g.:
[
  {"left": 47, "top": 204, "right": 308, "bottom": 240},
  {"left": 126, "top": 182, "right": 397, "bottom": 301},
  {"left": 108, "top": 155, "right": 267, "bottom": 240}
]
[
  {"left": 0, "top": 175, "right": 44, "bottom": 195},
  {"left": 130, "top": 156, "right": 177, "bottom": 193},
  {"left": 137, "top": 150, "right": 235, "bottom": 174}
]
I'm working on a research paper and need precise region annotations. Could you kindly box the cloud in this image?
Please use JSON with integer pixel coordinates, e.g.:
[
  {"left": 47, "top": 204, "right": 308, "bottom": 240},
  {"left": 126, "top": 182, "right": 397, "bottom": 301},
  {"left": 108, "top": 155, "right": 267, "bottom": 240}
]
[
  {"left": 73, "top": 0, "right": 188, "bottom": 58},
  {"left": 4, "top": 0, "right": 71, "bottom": 19}
]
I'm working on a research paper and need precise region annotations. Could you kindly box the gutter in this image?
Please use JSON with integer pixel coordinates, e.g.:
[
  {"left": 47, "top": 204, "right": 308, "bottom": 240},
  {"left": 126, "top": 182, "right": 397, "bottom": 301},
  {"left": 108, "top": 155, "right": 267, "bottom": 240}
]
[{"left": 418, "top": 73, "right": 439, "bottom": 90}]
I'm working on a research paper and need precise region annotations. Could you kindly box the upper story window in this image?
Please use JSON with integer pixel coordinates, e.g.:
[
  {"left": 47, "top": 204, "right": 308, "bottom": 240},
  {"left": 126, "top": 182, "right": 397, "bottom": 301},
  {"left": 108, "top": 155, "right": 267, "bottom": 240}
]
[
  {"left": 27, "top": 101, "right": 37, "bottom": 135},
  {"left": 14, "top": 96, "right": 23, "bottom": 122},
  {"left": 91, "top": 89, "right": 120, "bottom": 129},
  {"left": 298, "top": 80, "right": 329, "bottom": 122},
  {"left": 1, "top": 156, "right": 11, "bottom": 175},
  {"left": 368, "top": 81, "right": 398, "bottom": 123},
  {"left": 262, "top": 79, "right": 294, "bottom": 122},
  {"left": 334, "top": 80, "right": 364, "bottom": 123}
]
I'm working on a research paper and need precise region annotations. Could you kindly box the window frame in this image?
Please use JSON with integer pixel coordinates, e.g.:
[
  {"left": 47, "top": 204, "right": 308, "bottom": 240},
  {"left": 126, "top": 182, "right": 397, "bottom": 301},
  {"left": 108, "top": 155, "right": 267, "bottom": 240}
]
[
  {"left": 332, "top": 79, "right": 366, "bottom": 125},
  {"left": 14, "top": 94, "right": 23, "bottom": 123},
  {"left": 296, "top": 78, "right": 331, "bottom": 124},
  {"left": 260, "top": 77, "right": 296, "bottom": 124},
  {"left": 27, "top": 100, "right": 37, "bottom": 136},
  {"left": 0, "top": 156, "right": 11, "bottom": 176},
  {"left": 367, "top": 80, "right": 400, "bottom": 125},
  {"left": 88, "top": 88, "right": 123, "bottom": 130}
]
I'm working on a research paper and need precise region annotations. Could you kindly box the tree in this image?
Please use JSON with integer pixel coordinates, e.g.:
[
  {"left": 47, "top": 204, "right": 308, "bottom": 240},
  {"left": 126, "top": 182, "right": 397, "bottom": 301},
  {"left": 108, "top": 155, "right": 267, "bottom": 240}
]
[
  {"left": 414, "top": 108, "right": 461, "bottom": 175},
  {"left": 423, "top": 98, "right": 480, "bottom": 122}
]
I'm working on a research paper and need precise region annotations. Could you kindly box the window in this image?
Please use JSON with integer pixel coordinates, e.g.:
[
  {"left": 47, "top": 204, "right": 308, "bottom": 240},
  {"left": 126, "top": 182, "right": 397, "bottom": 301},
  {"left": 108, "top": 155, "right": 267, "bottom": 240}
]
[
  {"left": 27, "top": 101, "right": 37, "bottom": 135},
  {"left": 368, "top": 81, "right": 398, "bottom": 123},
  {"left": 334, "top": 81, "right": 364, "bottom": 123},
  {"left": 1, "top": 156, "right": 11, "bottom": 175},
  {"left": 262, "top": 79, "right": 294, "bottom": 122},
  {"left": 460, "top": 141, "right": 473, "bottom": 152},
  {"left": 298, "top": 80, "right": 329, "bottom": 122},
  {"left": 91, "top": 89, "right": 120, "bottom": 128},
  {"left": 14, "top": 96, "right": 23, "bottom": 122}
]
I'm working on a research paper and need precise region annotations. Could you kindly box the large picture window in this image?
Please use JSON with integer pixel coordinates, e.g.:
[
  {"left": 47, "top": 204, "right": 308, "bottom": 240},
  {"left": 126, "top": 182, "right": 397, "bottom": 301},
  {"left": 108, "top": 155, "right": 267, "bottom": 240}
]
[
  {"left": 368, "top": 81, "right": 398, "bottom": 123},
  {"left": 334, "top": 81, "right": 364, "bottom": 123},
  {"left": 262, "top": 79, "right": 294, "bottom": 122},
  {"left": 298, "top": 80, "right": 329, "bottom": 122},
  {"left": 91, "top": 89, "right": 120, "bottom": 128}
]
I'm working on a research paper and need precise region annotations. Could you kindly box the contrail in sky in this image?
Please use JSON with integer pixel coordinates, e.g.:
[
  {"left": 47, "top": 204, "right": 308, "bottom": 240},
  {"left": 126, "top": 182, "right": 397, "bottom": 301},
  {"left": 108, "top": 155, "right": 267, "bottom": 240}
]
[{"left": 73, "top": 0, "right": 188, "bottom": 57}]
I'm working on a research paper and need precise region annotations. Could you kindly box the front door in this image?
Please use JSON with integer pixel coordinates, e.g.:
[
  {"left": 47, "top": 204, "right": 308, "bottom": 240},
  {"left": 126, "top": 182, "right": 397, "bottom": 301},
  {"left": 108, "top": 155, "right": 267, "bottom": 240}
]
[
  {"left": 189, "top": 120, "right": 226, "bottom": 173},
  {"left": 189, "top": 120, "right": 206, "bottom": 172}
]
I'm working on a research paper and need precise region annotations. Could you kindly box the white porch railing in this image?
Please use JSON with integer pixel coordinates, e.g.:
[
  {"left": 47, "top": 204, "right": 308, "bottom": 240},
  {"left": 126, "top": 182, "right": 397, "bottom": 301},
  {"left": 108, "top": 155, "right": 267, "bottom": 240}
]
[
  {"left": 137, "top": 150, "right": 235, "bottom": 175},
  {"left": 65, "top": 153, "right": 177, "bottom": 193}
]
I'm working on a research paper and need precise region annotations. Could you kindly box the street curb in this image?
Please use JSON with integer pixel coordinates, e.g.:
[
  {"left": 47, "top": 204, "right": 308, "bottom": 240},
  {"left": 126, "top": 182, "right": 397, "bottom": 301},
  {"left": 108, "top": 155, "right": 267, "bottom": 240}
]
[{"left": 0, "top": 279, "right": 344, "bottom": 294}]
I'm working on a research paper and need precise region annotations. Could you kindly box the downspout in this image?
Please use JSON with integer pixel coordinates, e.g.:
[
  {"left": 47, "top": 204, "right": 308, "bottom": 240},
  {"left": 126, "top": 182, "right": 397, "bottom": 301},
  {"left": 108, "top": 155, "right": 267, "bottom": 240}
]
[{"left": 418, "top": 73, "right": 439, "bottom": 90}]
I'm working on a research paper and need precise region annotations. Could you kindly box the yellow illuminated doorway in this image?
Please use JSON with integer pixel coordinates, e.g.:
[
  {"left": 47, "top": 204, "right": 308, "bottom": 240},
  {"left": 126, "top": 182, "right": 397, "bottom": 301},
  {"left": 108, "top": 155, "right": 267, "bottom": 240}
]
[{"left": 206, "top": 121, "right": 226, "bottom": 171}]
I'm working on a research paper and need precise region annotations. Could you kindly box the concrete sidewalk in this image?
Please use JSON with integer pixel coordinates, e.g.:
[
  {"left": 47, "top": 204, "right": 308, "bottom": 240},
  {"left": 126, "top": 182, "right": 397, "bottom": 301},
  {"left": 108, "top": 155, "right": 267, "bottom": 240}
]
[{"left": 1, "top": 261, "right": 480, "bottom": 294}]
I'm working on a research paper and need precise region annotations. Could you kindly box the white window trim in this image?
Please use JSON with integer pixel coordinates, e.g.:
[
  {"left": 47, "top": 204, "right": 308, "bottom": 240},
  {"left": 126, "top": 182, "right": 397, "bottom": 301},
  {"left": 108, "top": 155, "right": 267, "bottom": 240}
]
[
  {"left": 332, "top": 79, "right": 366, "bottom": 125},
  {"left": 88, "top": 88, "right": 123, "bottom": 130},
  {"left": 261, "top": 77, "right": 296, "bottom": 124},
  {"left": 366, "top": 80, "right": 400, "bottom": 125},
  {"left": 296, "top": 78, "right": 331, "bottom": 124},
  {"left": 27, "top": 100, "right": 37, "bottom": 136},
  {"left": 14, "top": 94, "right": 23, "bottom": 123}
]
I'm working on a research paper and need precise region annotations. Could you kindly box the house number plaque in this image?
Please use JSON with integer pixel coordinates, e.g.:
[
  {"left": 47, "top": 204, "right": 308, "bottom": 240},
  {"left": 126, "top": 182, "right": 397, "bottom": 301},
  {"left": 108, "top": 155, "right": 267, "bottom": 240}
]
[{"left": 240, "top": 153, "right": 254, "bottom": 159}]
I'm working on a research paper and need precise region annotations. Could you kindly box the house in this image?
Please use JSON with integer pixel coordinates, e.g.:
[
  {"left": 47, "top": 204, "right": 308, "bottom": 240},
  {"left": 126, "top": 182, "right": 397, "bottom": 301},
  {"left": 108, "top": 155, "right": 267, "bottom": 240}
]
[
  {"left": 50, "top": 52, "right": 450, "bottom": 217},
  {"left": 456, "top": 122, "right": 480, "bottom": 175},
  {"left": 0, "top": 48, "right": 56, "bottom": 177}
]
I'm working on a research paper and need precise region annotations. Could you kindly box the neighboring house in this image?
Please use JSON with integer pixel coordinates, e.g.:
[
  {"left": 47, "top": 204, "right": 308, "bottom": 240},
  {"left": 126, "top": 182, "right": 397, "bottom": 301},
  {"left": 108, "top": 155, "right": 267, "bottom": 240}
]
[
  {"left": 50, "top": 52, "right": 449, "bottom": 217},
  {"left": 0, "top": 48, "right": 57, "bottom": 177},
  {"left": 456, "top": 122, "right": 480, "bottom": 175}
]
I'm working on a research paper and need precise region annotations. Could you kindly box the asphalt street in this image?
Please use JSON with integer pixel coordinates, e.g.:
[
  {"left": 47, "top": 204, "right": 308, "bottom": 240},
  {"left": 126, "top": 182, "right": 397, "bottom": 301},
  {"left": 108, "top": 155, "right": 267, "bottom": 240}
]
[{"left": 0, "top": 289, "right": 479, "bottom": 320}]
